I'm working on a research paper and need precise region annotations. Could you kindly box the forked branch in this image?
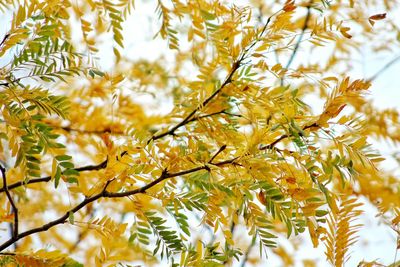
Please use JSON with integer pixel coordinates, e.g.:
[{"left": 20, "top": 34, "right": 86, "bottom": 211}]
[
  {"left": 0, "top": 157, "right": 236, "bottom": 251},
  {"left": 0, "top": 164, "right": 18, "bottom": 239}
]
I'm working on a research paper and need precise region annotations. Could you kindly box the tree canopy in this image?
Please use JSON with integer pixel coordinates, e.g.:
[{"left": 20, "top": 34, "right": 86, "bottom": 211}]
[{"left": 0, "top": 0, "right": 399, "bottom": 266}]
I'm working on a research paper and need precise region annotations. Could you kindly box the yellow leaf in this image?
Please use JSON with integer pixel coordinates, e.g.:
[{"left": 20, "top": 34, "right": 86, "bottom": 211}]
[
  {"left": 51, "top": 158, "right": 57, "bottom": 179},
  {"left": 151, "top": 169, "right": 162, "bottom": 177},
  {"left": 352, "top": 136, "right": 367, "bottom": 149},
  {"left": 283, "top": 0, "right": 296, "bottom": 12},
  {"left": 369, "top": 13, "right": 386, "bottom": 20},
  {"left": 223, "top": 230, "right": 234, "bottom": 246},
  {"left": 196, "top": 240, "right": 203, "bottom": 259},
  {"left": 340, "top": 27, "right": 352, "bottom": 39},
  {"left": 271, "top": 63, "right": 282, "bottom": 72}
]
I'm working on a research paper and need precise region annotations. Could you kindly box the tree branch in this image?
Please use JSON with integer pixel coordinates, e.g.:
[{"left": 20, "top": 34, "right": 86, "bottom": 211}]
[
  {"left": 0, "top": 110, "right": 242, "bottom": 193},
  {"left": 0, "top": 158, "right": 237, "bottom": 251},
  {"left": 0, "top": 4, "right": 319, "bottom": 252},
  {"left": 368, "top": 53, "right": 400, "bottom": 82},
  {"left": 149, "top": 8, "right": 281, "bottom": 143},
  {"left": 0, "top": 33, "right": 9, "bottom": 48},
  {"left": 149, "top": 62, "right": 240, "bottom": 142},
  {"left": 223, "top": 212, "right": 237, "bottom": 265},
  {"left": 0, "top": 7, "right": 275, "bottom": 194},
  {"left": 0, "top": 159, "right": 108, "bottom": 193},
  {"left": 209, "top": 145, "right": 227, "bottom": 163},
  {"left": 240, "top": 235, "right": 257, "bottom": 267},
  {"left": 0, "top": 121, "right": 320, "bottom": 251},
  {"left": 59, "top": 126, "right": 124, "bottom": 136},
  {"left": 284, "top": 1, "right": 313, "bottom": 71},
  {"left": 186, "top": 110, "right": 234, "bottom": 124},
  {"left": 0, "top": 164, "right": 18, "bottom": 239},
  {"left": 1, "top": 119, "right": 318, "bottom": 194},
  {"left": 259, "top": 122, "right": 318, "bottom": 150},
  {"left": 69, "top": 206, "right": 96, "bottom": 253}
]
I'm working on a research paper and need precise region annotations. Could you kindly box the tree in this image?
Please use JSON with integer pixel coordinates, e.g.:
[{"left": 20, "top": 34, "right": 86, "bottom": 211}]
[{"left": 0, "top": 0, "right": 399, "bottom": 266}]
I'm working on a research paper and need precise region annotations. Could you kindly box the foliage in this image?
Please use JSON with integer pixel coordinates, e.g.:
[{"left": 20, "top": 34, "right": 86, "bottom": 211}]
[{"left": 0, "top": 0, "right": 399, "bottom": 266}]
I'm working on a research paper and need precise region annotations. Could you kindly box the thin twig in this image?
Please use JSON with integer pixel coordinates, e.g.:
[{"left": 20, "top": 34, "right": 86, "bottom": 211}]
[
  {"left": 209, "top": 145, "right": 227, "bottom": 163},
  {"left": 184, "top": 110, "right": 224, "bottom": 124},
  {"left": 240, "top": 8, "right": 282, "bottom": 63},
  {"left": 222, "top": 111, "right": 242, "bottom": 118},
  {"left": 0, "top": 159, "right": 108, "bottom": 193},
  {"left": 0, "top": 252, "right": 16, "bottom": 256},
  {"left": 281, "top": 0, "right": 313, "bottom": 86},
  {"left": 0, "top": 164, "right": 18, "bottom": 239},
  {"left": 259, "top": 122, "right": 318, "bottom": 150},
  {"left": 104, "top": 158, "right": 237, "bottom": 199},
  {"left": 68, "top": 206, "right": 96, "bottom": 253},
  {"left": 0, "top": 33, "right": 9, "bottom": 47},
  {"left": 59, "top": 126, "right": 124, "bottom": 136},
  {"left": 240, "top": 235, "right": 257, "bottom": 267},
  {"left": 223, "top": 213, "right": 238, "bottom": 265},
  {"left": 368, "top": 53, "right": 400, "bottom": 82},
  {"left": 285, "top": 1, "right": 313, "bottom": 70}
]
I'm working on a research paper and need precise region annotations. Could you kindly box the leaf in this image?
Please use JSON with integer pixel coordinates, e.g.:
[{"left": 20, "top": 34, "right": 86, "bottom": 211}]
[
  {"left": 322, "top": 197, "right": 363, "bottom": 266},
  {"left": 369, "top": 13, "right": 386, "bottom": 20},
  {"left": 340, "top": 27, "right": 352, "bottom": 39},
  {"left": 55, "top": 155, "right": 72, "bottom": 161},
  {"left": 60, "top": 161, "right": 74, "bottom": 169},
  {"left": 68, "top": 211, "right": 74, "bottom": 224},
  {"left": 200, "top": 10, "right": 215, "bottom": 21},
  {"left": 283, "top": 0, "right": 296, "bottom": 12},
  {"left": 54, "top": 166, "right": 62, "bottom": 188}
]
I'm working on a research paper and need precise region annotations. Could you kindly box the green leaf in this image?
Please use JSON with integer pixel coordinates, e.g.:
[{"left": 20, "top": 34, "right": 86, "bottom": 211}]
[
  {"left": 54, "top": 166, "right": 62, "bottom": 188},
  {"left": 316, "top": 210, "right": 329, "bottom": 217},
  {"left": 91, "top": 69, "right": 105, "bottom": 77},
  {"left": 68, "top": 211, "right": 74, "bottom": 224},
  {"left": 200, "top": 10, "right": 216, "bottom": 20},
  {"left": 55, "top": 155, "right": 72, "bottom": 161},
  {"left": 60, "top": 161, "right": 74, "bottom": 169},
  {"left": 63, "top": 168, "right": 79, "bottom": 176},
  {"left": 62, "top": 259, "right": 84, "bottom": 267},
  {"left": 88, "top": 69, "right": 95, "bottom": 78}
]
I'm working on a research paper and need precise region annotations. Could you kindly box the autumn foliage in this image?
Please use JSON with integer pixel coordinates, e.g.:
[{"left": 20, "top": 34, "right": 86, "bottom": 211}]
[{"left": 0, "top": 0, "right": 399, "bottom": 266}]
